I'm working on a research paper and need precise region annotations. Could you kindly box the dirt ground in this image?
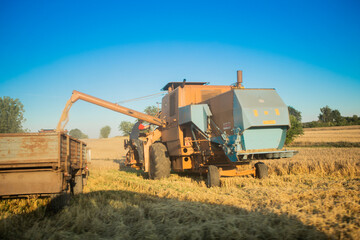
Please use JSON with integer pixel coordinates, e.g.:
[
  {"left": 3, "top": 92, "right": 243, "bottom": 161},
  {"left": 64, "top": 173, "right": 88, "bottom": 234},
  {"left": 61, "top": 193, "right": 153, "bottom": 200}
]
[{"left": 82, "top": 136, "right": 128, "bottom": 160}]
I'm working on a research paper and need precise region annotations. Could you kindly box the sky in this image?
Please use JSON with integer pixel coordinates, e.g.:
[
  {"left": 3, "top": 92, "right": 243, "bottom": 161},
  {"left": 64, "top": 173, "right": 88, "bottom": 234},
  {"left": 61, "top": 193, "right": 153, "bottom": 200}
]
[{"left": 0, "top": 0, "right": 359, "bottom": 138}]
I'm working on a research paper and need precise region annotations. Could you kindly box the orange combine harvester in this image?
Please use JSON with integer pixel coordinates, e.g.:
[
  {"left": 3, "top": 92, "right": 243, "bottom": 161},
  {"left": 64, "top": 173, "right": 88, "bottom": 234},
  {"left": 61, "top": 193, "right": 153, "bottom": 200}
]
[{"left": 57, "top": 71, "right": 297, "bottom": 187}]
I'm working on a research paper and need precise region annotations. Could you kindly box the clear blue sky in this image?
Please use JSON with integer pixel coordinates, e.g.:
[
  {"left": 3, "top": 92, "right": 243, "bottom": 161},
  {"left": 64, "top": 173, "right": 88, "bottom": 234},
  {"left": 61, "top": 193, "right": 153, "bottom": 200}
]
[{"left": 1, "top": 0, "right": 359, "bottom": 138}]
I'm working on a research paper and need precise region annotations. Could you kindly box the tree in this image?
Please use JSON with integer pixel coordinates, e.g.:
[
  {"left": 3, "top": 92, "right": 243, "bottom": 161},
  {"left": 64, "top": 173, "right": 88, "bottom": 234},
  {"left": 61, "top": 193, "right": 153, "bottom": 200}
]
[
  {"left": 0, "top": 96, "right": 26, "bottom": 133},
  {"left": 318, "top": 106, "right": 345, "bottom": 125},
  {"left": 118, "top": 105, "right": 158, "bottom": 136},
  {"left": 285, "top": 106, "right": 303, "bottom": 145},
  {"left": 118, "top": 121, "right": 134, "bottom": 136},
  {"left": 144, "top": 105, "right": 159, "bottom": 117},
  {"left": 318, "top": 105, "right": 333, "bottom": 123},
  {"left": 288, "top": 106, "right": 302, "bottom": 122},
  {"left": 330, "top": 109, "right": 342, "bottom": 124},
  {"left": 285, "top": 115, "right": 304, "bottom": 145},
  {"left": 100, "top": 125, "right": 111, "bottom": 138},
  {"left": 69, "top": 129, "right": 88, "bottom": 139}
]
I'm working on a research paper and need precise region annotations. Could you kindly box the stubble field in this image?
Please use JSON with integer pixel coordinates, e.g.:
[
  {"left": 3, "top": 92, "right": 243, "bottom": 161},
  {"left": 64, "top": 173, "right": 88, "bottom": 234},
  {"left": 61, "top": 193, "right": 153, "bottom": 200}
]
[{"left": 1, "top": 127, "right": 360, "bottom": 239}]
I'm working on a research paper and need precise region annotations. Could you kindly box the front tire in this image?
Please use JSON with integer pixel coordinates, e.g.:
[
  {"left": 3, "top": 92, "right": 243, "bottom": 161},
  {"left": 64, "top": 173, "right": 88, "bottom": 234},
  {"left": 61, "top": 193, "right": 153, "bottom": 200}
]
[
  {"left": 72, "top": 175, "right": 83, "bottom": 194},
  {"left": 255, "top": 162, "right": 268, "bottom": 179},
  {"left": 149, "top": 143, "right": 171, "bottom": 180},
  {"left": 207, "top": 165, "right": 220, "bottom": 187}
]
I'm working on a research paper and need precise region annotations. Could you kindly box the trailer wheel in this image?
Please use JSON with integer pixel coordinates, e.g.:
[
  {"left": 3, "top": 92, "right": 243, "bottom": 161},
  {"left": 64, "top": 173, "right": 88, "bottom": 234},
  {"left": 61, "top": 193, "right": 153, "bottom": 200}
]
[
  {"left": 149, "top": 143, "right": 171, "bottom": 180},
  {"left": 207, "top": 165, "right": 220, "bottom": 187},
  {"left": 255, "top": 162, "right": 268, "bottom": 179},
  {"left": 72, "top": 175, "right": 83, "bottom": 194}
]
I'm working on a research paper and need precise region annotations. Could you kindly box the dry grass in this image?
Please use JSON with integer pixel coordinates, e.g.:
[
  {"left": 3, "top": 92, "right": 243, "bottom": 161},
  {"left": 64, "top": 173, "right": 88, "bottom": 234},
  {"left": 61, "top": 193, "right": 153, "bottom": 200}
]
[
  {"left": 82, "top": 136, "right": 128, "bottom": 160},
  {"left": 266, "top": 147, "right": 360, "bottom": 177},
  {"left": 294, "top": 125, "right": 360, "bottom": 143},
  {"left": 1, "top": 129, "right": 360, "bottom": 239}
]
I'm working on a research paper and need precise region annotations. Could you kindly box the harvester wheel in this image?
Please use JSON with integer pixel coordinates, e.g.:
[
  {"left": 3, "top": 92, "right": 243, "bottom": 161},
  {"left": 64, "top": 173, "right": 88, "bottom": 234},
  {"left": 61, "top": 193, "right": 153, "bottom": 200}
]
[
  {"left": 206, "top": 165, "right": 220, "bottom": 187},
  {"left": 149, "top": 142, "right": 171, "bottom": 180},
  {"left": 72, "top": 175, "right": 83, "bottom": 194},
  {"left": 255, "top": 162, "right": 268, "bottom": 179}
]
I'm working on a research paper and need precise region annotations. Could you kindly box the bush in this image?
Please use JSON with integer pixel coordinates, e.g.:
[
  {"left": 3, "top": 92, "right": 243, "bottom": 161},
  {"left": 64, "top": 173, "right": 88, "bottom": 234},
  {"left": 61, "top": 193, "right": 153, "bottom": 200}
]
[
  {"left": 69, "top": 129, "right": 88, "bottom": 139},
  {"left": 100, "top": 126, "right": 111, "bottom": 138},
  {"left": 285, "top": 115, "right": 303, "bottom": 145}
]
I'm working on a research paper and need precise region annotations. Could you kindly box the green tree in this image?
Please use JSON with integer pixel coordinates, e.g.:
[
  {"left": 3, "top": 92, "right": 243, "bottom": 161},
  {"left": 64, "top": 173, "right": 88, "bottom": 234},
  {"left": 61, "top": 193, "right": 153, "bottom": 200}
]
[
  {"left": 286, "top": 115, "right": 304, "bottom": 145},
  {"left": 318, "top": 105, "right": 333, "bottom": 123},
  {"left": 144, "top": 105, "right": 159, "bottom": 117},
  {"left": 69, "top": 128, "right": 88, "bottom": 139},
  {"left": 288, "top": 106, "right": 302, "bottom": 122},
  {"left": 318, "top": 106, "right": 345, "bottom": 126},
  {"left": 330, "top": 109, "right": 342, "bottom": 124},
  {"left": 100, "top": 125, "right": 111, "bottom": 138},
  {"left": 285, "top": 106, "right": 303, "bottom": 145},
  {"left": 118, "top": 121, "right": 134, "bottom": 136},
  {"left": 118, "top": 105, "right": 158, "bottom": 136},
  {"left": 0, "top": 96, "right": 26, "bottom": 133}
]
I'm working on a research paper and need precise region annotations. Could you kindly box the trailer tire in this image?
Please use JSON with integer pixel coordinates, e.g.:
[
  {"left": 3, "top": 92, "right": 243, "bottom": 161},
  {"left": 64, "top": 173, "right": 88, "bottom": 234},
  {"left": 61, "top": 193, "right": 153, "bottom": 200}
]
[
  {"left": 149, "top": 143, "right": 171, "bottom": 180},
  {"left": 207, "top": 165, "right": 220, "bottom": 187},
  {"left": 255, "top": 162, "right": 268, "bottom": 179},
  {"left": 72, "top": 175, "right": 83, "bottom": 194}
]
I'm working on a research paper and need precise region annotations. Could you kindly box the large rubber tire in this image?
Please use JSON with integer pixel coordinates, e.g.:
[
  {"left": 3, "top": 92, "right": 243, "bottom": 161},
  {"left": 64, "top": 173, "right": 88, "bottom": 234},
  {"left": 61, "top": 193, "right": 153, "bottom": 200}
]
[
  {"left": 72, "top": 175, "right": 83, "bottom": 194},
  {"left": 207, "top": 165, "right": 220, "bottom": 188},
  {"left": 149, "top": 143, "right": 171, "bottom": 180},
  {"left": 255, "top": 162, "right": 268, "bottom": 179}
]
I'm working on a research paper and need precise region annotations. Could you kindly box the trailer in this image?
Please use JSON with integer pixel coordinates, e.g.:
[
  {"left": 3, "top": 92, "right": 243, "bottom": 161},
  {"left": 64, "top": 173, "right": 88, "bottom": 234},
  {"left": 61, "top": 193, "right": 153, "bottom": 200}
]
[{"left": 0, "top": 132, "right": 88, "bottom": 197}]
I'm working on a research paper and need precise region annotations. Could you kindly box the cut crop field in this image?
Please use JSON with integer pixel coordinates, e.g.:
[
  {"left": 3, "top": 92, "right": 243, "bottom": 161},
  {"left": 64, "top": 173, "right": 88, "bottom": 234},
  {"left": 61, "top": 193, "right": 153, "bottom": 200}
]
[
  {"left": 1, "top": 127, "right": 360, "bottom": 239},
  {"left": 292, "top": 125, "right": 360, "bottom": 147},
  {"left": 82, "top": 136, "right": 128, "bottom": 160}
]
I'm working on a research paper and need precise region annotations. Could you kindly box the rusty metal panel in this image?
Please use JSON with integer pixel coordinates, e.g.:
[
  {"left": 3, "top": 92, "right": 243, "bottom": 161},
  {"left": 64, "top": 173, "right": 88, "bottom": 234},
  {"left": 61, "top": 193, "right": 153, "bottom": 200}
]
[
  {"left": 178, "top": 85, "right": 231, "bottom": 107},
  {"left": 204, "top": 90, "right": 234, "bottom": 135},
  {"left": 161, "top": 84, "right": 232, "bottom": 157},
  {"left": 166, "top": 140, "right": 182, "bottom": 156},
  {"left": 0, "top": 171, "right": 63, "bottom": 195},
  {"left": 161, "top": 89, "right": 180, "bottom": 154},
  {"left": 0, "top": 133, "right": 59, "bottom": 166},
  {"left": 58, "top": 134, "right": 87, "bottom": 170},
  {"left": 0, "top": 132, "right": 87, "bottom": 196}
]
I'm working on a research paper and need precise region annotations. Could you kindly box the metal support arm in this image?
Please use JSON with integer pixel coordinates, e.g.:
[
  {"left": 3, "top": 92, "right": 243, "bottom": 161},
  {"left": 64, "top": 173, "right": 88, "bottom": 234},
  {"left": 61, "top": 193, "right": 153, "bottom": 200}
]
[{"left": 57, "top": 90, "right": 166, "bottom": 132}]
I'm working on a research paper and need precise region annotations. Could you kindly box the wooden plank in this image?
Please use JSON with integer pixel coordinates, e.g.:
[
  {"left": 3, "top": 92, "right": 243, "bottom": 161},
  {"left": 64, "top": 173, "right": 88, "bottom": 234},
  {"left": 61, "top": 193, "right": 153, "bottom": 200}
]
[{"left": 0, "top": 134, "right": 58, "bottom": 164}]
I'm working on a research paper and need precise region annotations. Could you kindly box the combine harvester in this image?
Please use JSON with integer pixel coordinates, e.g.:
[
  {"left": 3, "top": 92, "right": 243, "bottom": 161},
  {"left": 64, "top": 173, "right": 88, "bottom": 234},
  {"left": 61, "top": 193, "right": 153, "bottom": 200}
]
[{"left": 57, "top": 71, "right": 297, "bottom": 187}]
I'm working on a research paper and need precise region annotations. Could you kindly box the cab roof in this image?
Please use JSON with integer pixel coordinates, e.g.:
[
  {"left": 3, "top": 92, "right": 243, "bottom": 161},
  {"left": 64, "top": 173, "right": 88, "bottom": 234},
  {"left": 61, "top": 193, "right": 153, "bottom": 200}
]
[{"left": 161, "top": 82, "right": 208, "bottom": 91}]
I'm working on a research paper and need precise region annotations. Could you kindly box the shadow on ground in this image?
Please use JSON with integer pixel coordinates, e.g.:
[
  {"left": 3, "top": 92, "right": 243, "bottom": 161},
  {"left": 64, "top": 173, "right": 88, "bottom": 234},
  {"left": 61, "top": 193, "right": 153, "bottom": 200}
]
[
  {"left": 113, "top": 159, "right": 206, "bottom": 184},
  {"left": 114, "top": 159, "right": 149, "bottom": 179},
  {"left": 1, "top": 188, "right": 329, "bottom": 240}
]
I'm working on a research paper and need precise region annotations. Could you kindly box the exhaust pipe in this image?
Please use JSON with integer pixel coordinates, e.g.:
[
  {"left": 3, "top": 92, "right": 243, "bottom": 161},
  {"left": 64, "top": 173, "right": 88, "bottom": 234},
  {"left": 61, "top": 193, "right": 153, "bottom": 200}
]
[{"left": 237, "top": 70, "right": 243, "bottom": 88}]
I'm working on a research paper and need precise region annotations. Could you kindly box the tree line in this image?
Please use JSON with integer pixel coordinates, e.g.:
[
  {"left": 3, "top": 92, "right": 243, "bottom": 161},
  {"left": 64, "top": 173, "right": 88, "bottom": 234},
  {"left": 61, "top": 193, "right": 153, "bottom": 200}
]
[
  {"left": 1, "top": 96, "right": 357, "bottom": 145},
  {"left": 69, "top": 125, "right": 111, "bottom": 139},
  {"left": 303, "top": 106, "right": 360, "bottom": 128}
]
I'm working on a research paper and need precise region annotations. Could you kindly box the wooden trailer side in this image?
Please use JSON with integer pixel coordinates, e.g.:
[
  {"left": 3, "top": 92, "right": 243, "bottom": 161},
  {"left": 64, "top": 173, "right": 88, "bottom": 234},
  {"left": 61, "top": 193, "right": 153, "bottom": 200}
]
[{"left": 0, "top": 132, "right": 87, "bottom": 197}]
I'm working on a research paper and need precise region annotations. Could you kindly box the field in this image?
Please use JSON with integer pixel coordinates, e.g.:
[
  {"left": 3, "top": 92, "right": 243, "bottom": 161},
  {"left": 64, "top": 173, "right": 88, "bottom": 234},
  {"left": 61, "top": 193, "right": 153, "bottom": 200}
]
[
  {"left": 1, "top": 127, "right": 360, "bottom": 239},
  {"left": 292, "top": 125, "right": 360, "bottom": 147}
]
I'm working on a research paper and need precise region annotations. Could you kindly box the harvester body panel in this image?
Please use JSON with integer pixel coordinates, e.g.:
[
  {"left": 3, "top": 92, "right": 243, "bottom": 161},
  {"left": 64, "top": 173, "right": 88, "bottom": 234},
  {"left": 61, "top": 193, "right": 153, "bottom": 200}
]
[
  {"left": 179, "top": 104, "right": 212, "bottom": 134},
  {"left": 241, "top": 127, "right": 287, "bottom": 150},
  {"left": 203, "top": 88, "right": 293, "bottom": 162},
  {"left": 233, "top": 89, "right": 289, "bottom": 150},
  {"left": 233, "top": 89, "right": 289, "bottom": 130},
  {"left": 161, "top": 84, "right": 231, "bottom": 156}
]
